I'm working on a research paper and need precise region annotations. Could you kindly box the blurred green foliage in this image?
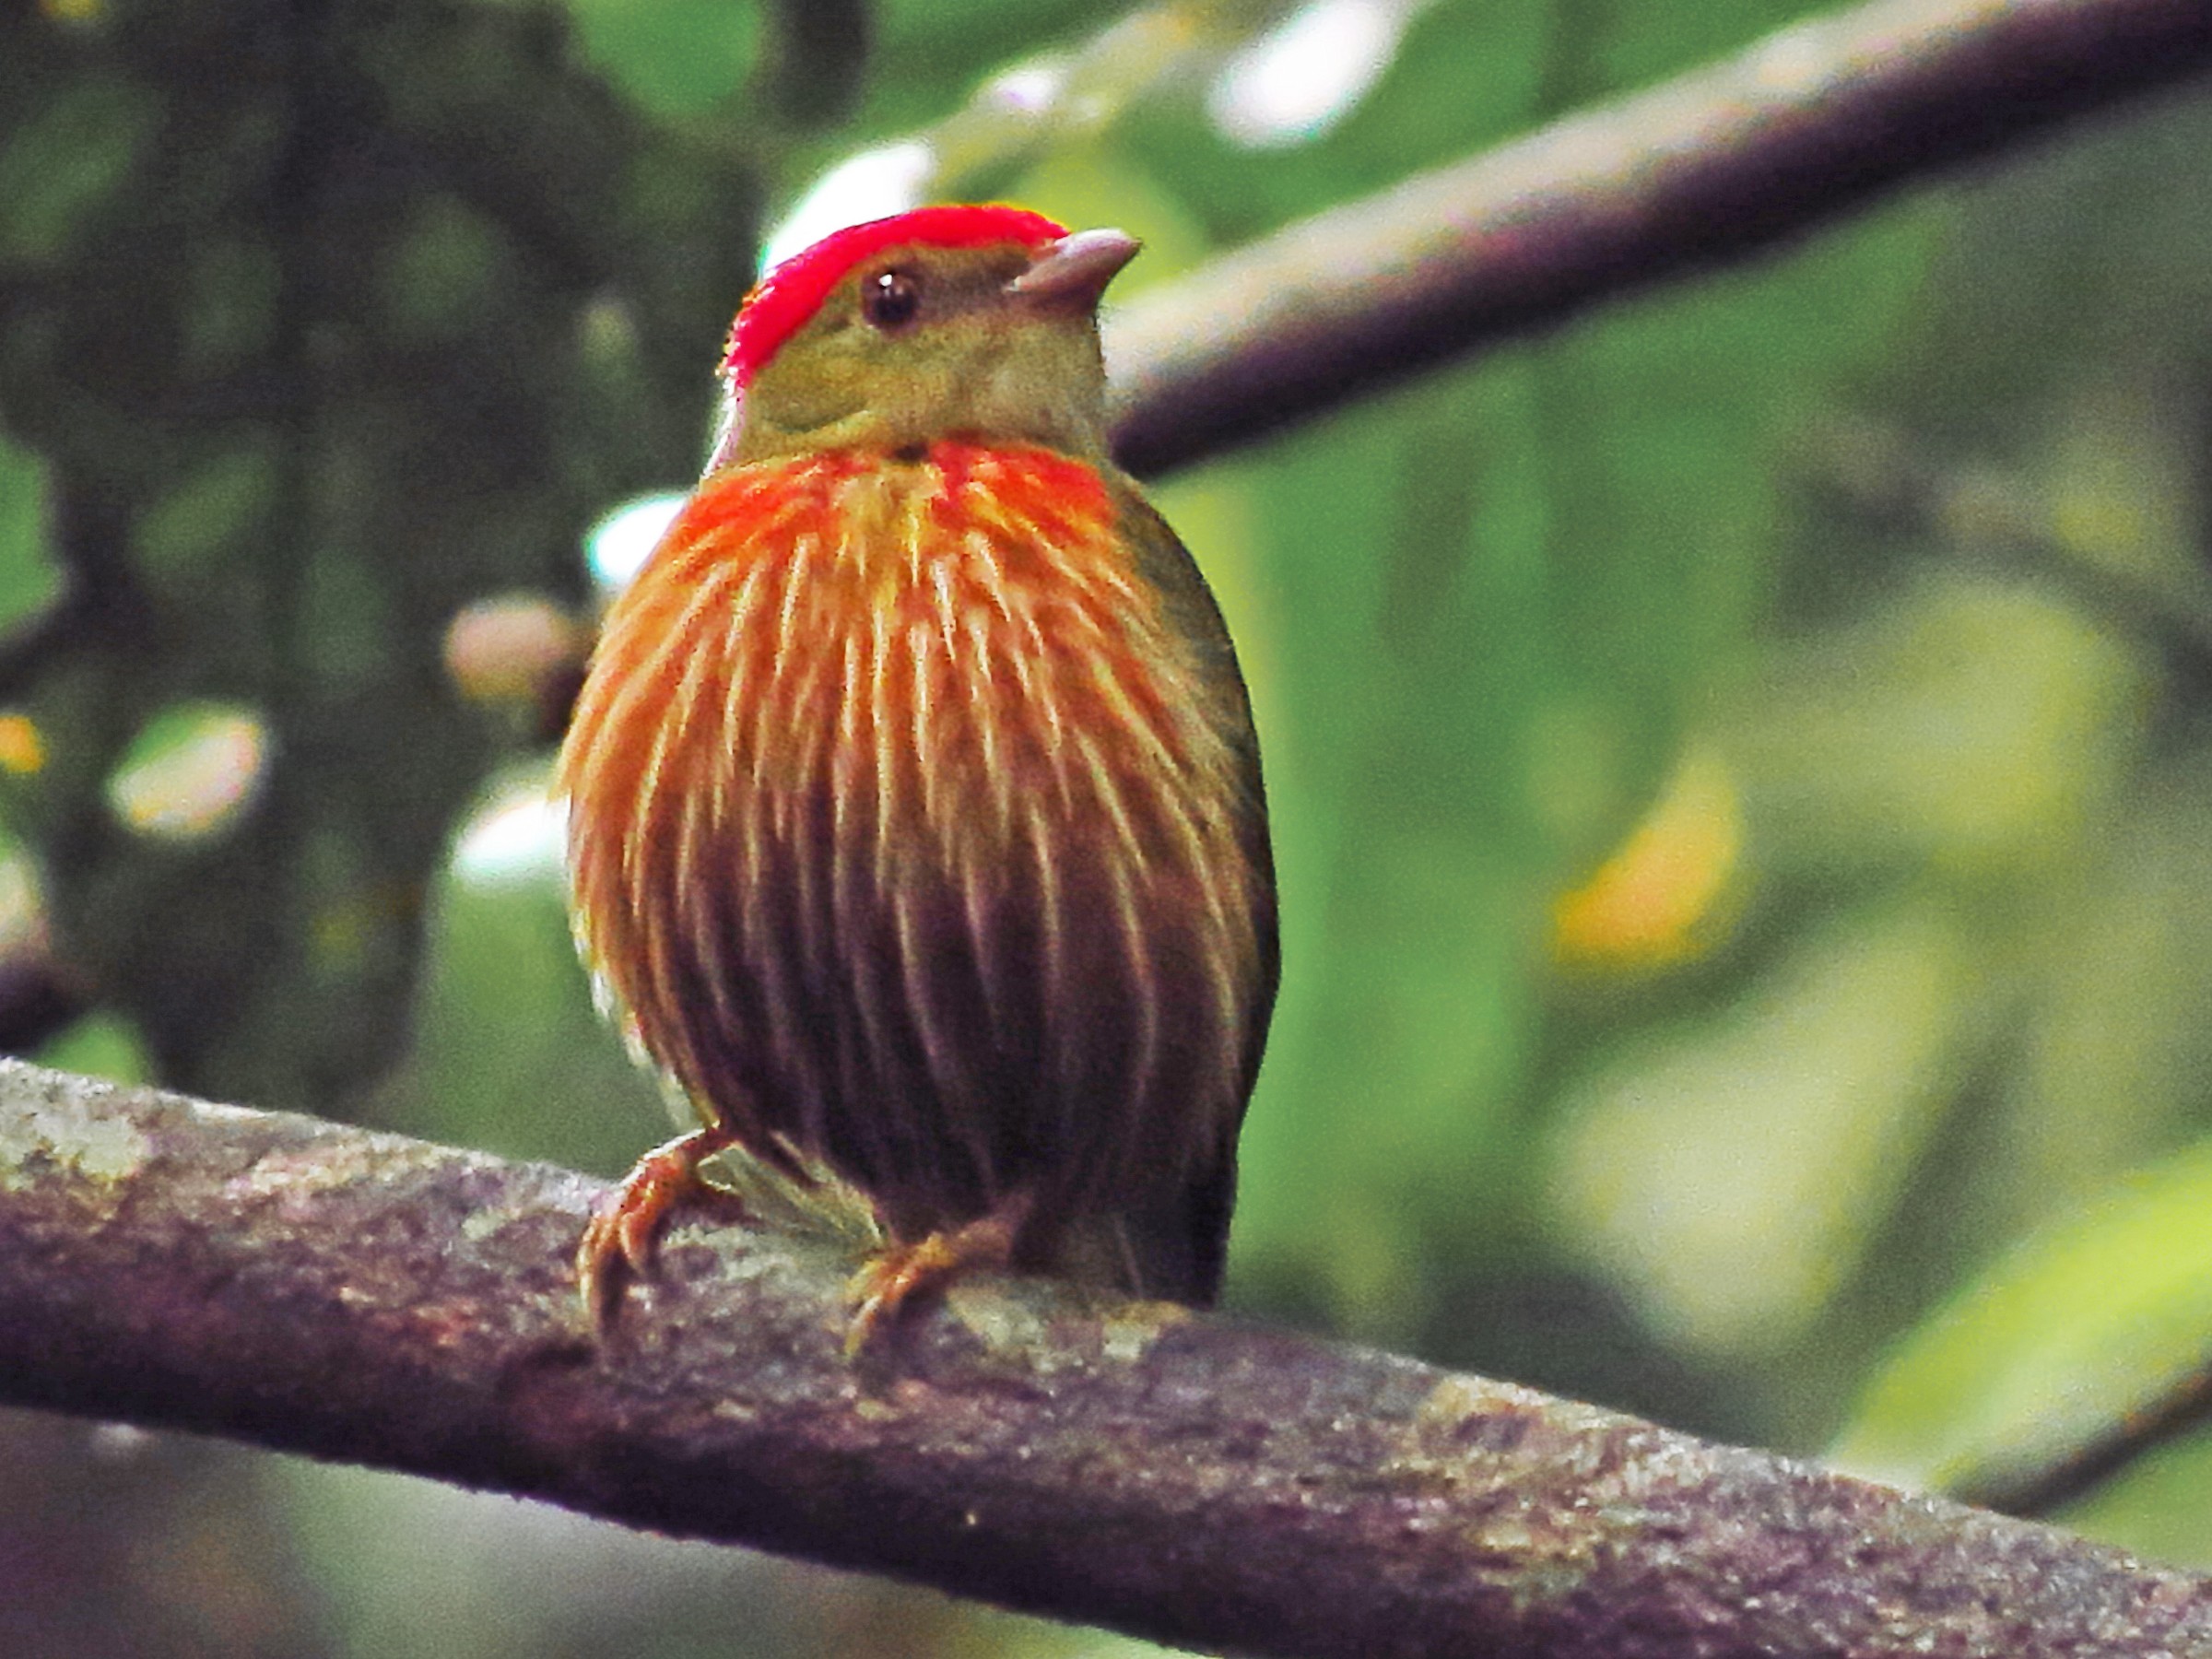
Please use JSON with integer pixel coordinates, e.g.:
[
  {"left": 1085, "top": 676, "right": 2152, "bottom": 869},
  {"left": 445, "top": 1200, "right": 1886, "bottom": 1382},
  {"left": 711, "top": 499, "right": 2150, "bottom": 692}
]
[
  {"left": 1834, "top": 1137, "right": 2212, "bottom": 1506},
  {"left": 8, "top": 0, "right": 2212, "bottom": 1654}
]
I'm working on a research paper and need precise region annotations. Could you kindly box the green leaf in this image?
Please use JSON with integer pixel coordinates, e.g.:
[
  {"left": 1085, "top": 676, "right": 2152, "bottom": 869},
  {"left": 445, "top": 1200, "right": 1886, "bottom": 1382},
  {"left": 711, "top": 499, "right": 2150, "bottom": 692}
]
[
  {"left": 561, "top": 0, "right": 762, "bottom": 119},
  {"left": 130, "top": 440, "right": 277, "bottom": 582},
  {"left": 1830, "top": 1137, "right": 2212, "bottom": 1501},
  {"left": 2053, "top": 1424, "right": 2212, "bottom": 1570},
  {"left": 34, "top": 1011, "right": 152, "bottom": 1087},
  {"left": 0, "top": 74, "right": 159, "bottom": 263},
  {"left": 0, "top": 429, "right": 62, "bottom": 638}
]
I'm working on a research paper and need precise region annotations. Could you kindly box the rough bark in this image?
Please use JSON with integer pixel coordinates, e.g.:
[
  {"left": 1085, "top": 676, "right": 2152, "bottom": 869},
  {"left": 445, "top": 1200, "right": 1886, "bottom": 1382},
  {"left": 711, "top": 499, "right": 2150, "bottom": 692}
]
[{"left": 0, "top": 1060, "right": 2206, "bottom": 1659}]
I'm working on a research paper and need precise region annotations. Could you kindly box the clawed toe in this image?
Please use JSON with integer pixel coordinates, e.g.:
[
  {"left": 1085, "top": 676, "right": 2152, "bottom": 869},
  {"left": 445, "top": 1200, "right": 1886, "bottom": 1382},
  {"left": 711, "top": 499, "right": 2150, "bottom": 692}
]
[
  {"left": 577, "top": 1125, "right": 739, "bottom": 1332},
  {"left": 843, "top": 1201, "right": 1029, "bottom": 1355}
]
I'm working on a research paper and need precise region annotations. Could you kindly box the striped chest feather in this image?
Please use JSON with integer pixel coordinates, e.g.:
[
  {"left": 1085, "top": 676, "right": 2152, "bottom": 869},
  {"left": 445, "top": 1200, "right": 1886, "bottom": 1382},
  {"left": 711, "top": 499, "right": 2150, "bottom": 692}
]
[{"left": 560, "top": 441, "right": 1269, "bottom": 1230}]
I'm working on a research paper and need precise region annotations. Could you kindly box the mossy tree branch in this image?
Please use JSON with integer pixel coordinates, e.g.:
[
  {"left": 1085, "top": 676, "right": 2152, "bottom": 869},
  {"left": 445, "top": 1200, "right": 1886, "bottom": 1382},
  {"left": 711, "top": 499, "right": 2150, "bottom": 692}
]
[{"left": 1, "top": 1060, "right": 2206, "bottom": 1659}]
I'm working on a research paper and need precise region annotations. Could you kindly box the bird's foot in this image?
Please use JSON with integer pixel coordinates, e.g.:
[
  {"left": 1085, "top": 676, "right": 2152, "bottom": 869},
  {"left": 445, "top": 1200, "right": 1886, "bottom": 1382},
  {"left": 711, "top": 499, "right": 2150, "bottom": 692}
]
[
  {"left": 844, "top": 1198, "right": 1033, "bottom": 1356},
  {"left": 577, "top": 1124, "right": 742, "bottom": 1333}
]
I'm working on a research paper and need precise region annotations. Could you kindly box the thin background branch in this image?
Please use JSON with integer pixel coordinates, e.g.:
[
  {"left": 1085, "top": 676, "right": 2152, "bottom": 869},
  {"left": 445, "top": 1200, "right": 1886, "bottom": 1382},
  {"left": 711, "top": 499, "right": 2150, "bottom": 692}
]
[
  {"left": 1105, "top": 0, "right": 2212, "bottom": 475},
  {"left": 2, "top": 1061, "right": 2207, "bottom": 1659}
]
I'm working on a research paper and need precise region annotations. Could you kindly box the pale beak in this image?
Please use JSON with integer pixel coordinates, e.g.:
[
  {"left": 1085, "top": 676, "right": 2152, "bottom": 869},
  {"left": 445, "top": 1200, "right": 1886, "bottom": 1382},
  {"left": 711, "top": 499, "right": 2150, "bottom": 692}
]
[{"left": 1006, "top": 228, "right": 1141, "bottom": 313}]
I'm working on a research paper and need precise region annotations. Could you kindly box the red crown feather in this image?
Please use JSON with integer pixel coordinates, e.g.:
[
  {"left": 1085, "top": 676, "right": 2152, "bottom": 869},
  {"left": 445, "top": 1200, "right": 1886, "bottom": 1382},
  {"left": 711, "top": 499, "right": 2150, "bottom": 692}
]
[{"left": 721, "top": 206, "right": 1067, "bottom": 387}]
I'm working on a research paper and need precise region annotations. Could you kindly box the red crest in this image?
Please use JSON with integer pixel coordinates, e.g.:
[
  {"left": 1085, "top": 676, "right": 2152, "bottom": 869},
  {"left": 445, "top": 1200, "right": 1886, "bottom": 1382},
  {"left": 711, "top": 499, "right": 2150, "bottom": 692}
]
[{"left": 722, "top": 206, "right": 1067, "bottom": 386}]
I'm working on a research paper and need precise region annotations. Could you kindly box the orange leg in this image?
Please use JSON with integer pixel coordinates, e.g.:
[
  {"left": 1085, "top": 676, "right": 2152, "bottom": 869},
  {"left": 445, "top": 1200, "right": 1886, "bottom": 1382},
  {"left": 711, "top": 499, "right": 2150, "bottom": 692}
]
[
  {"left": 845, "top": 1194, "right": 1035, "bottom": 1356},
  {"left": 577, "top": 1124, "right": 742, "bottom": 1332}
]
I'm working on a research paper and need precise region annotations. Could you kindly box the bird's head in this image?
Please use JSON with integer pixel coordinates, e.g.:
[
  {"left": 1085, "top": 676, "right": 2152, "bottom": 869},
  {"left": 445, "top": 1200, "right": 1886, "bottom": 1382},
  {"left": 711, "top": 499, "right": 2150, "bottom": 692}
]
[{"left": 706, "top": 206, "right": 1138, "bottom": 473}]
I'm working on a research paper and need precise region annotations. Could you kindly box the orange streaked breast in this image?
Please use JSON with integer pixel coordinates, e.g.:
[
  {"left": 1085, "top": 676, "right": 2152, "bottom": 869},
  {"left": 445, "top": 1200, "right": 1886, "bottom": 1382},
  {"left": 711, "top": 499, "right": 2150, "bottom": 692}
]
[{"left": 559, "top": 440, "right": 1272, "bottom": 1240}]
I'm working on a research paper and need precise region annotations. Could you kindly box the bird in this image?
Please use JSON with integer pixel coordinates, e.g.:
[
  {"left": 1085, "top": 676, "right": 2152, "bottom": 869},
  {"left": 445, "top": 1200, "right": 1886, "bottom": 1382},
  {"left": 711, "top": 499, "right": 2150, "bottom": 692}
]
[{"left": 558, "top": 204, "right": 1277, "bottom": 1345}]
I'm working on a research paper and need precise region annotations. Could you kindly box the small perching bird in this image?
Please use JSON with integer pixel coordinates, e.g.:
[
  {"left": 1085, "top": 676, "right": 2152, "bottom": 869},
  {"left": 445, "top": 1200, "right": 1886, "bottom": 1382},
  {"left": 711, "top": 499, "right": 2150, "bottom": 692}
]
[{"left": 559, "top": 206, "right": 1277, "bottom": 1343}]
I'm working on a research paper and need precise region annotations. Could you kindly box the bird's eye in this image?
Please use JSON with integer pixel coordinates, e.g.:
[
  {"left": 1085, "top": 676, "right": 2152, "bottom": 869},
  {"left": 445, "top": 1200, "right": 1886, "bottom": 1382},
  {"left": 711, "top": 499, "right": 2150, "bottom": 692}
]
[{"left": 862, "top": 267, "right": 922, "bottom": 332}]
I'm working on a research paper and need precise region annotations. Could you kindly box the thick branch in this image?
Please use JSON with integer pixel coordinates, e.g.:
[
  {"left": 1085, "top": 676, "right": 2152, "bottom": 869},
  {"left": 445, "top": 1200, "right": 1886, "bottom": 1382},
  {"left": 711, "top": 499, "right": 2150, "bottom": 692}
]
[
  {"left": 0, "top": 1062, "right": 2205, "bottom": 1658},
  {"left": 1105, "top": 0, "right": 2212, "bottom": 475}
]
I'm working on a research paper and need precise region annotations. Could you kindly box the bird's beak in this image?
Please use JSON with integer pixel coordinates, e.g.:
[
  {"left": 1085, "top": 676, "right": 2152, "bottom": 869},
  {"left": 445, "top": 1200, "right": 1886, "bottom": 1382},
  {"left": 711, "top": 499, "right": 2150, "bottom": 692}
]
[{"left": 1006, "top": 228, "right": 1141, "bottom": 313}]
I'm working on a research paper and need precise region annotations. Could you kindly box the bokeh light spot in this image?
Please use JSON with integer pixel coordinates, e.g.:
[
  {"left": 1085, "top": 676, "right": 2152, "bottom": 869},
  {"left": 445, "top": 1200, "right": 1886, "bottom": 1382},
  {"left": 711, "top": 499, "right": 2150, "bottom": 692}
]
[
  {"left": 107, "top": 702, "right": 269, "bottom": 841},
  {"left": 586, "top": 494, "right": 685, "bottom": 593},
  {"left": 1207, "top": 0, "right": 1419, "bottom": 149},
  {"left": 453, "top": 777, "right": 565, "bottom": 889},
  {"left": 0, "top": 713, "right": 46, "bottom": 775},
  {"left": 1553, "top": 747, "right": 1741, "bottom": 970},
  {"left": 759, "top": 142, "right": 935, "bottom": 274},
  {"left": 443, "top": 593, "right": 586, "bottom": 706}
]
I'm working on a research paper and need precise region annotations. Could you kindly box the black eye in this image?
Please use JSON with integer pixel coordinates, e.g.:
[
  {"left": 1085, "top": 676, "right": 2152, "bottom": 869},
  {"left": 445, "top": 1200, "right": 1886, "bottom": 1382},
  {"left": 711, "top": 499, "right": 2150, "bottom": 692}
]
[{"left": 862, "top": 267, "right": 921, "bottom": 331}]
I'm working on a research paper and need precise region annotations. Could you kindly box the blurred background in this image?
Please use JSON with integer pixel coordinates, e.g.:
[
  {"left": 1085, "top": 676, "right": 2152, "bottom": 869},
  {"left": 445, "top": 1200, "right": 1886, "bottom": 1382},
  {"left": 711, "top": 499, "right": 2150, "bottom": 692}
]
[{"left": 6, "top": 0, "right": 2212, "bottom": 1653}]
